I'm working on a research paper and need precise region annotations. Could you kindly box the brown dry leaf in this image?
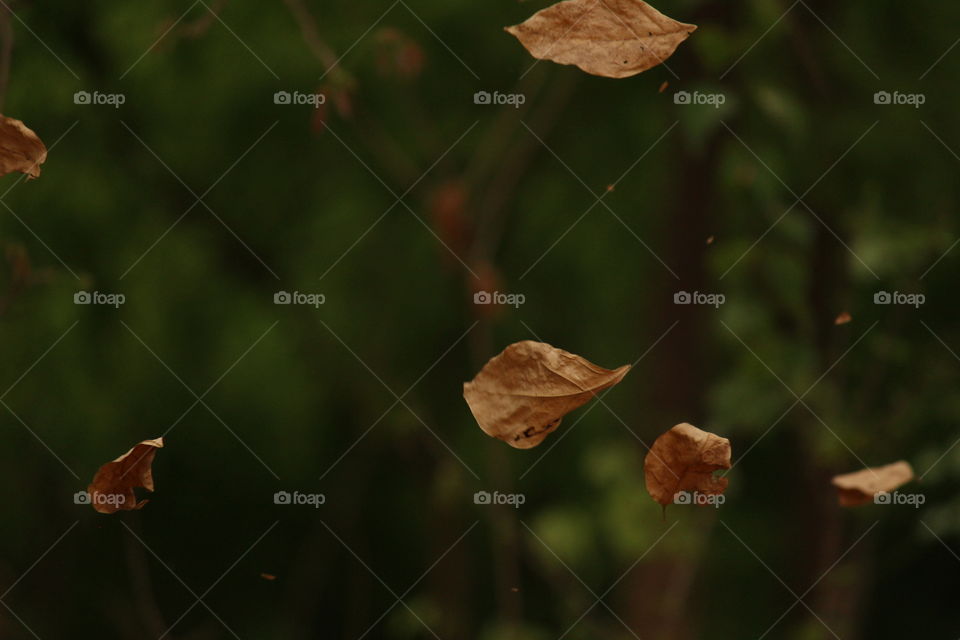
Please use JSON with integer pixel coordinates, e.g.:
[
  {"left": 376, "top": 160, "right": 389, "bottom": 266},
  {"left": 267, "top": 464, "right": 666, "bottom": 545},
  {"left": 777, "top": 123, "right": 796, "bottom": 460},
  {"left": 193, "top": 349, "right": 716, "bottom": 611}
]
[
  {"left": 834, "top": 311, "right": 852, "bottom": 325},
  {"left": 658, "top": 80, "right": 669, "bottom": 93},
  {"left": 87, "top": 438, "right": 164, "bottom": 514},
  {"left": 260, "top": 573, "right": 277, "bottom": 581},
  {"left": 505, "top": 0, "right": 697, "bottom": 79},
  {"left": 463, "top": 341, "right": 630, "bottom": 449},
  {"left": 0, "top": 116, "right": 47, "bottom": 179},
  {"left": 644, "top": 423, "right": 731, "bottom": 505},
  {"left": 831, "top": 460, "right": 914, "bottom": 507}
]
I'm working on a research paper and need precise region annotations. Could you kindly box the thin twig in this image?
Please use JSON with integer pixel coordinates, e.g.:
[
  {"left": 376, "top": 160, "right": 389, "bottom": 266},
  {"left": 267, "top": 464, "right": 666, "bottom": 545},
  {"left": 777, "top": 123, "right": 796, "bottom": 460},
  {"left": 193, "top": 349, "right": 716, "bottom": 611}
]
[
  {"left": 282, "top": 0, "right": 340, "bottom": 71},
  {"left": 178, "top": 0, "right": 228, "bottom": 39}
]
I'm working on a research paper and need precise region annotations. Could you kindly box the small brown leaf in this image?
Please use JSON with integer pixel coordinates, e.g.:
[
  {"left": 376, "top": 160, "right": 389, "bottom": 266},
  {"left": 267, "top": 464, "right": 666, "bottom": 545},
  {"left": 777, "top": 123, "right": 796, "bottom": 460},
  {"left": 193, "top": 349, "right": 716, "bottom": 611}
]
[
  {"left": 831, "top": 460, "right": 914, "bottom": 507},
  {"left": 260, "top": 573, "right": 277, "bottom": 581},
  {"left": 658, "top": 80, "right": 669, "bottom": 93},
  {"left": 644, "top": 423, "right": 731, "bottom": 505},
  {"left": 87, "top": 438, "right": 164, "bottom": 514},
  {"left": 463, "top": 341, "right": 630, "bottom": 449},
  {"left": 0, "top": 116, "right": 47, "bottom": 179},
  {"left": 834, "top": 311, "right": 852, "bottom": 325},
  {"left": 505, "top": 0, "right": 697, "bottom": 79}
]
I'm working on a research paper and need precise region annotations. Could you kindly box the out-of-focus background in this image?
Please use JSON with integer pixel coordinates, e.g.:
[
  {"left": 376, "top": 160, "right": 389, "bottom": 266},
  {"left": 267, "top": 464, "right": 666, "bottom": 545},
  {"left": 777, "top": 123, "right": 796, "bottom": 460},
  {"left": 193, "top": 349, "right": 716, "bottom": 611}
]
[{"left": 1, "top": 0, "right": 959, "bottom": 637}]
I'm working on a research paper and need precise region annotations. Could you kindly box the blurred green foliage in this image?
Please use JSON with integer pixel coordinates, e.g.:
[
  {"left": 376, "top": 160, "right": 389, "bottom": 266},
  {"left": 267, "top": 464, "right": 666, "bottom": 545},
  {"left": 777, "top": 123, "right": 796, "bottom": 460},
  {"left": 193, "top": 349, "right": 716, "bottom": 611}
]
[{"left": 1, "top": 0, "right": 959, "bottom": 638}]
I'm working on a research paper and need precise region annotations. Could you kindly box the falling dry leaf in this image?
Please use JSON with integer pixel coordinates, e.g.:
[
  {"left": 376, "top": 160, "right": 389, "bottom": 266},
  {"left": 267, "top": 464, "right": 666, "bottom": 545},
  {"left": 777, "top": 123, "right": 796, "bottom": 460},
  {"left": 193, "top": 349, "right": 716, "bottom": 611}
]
[
  {"left": 0, "top": 116, "right": 47, "bottom": 179},
  {"left": 505, "top": 0, "right": 697, "bottom": 79},
  {"left": 658, "top": 80, "right": 669, "bottom": 93},
  {"left": 706, "top": 235, "right": 714, "bottom": 245},
  {"left": 260, "top": 573, "right": 277, "bottom": 581},
  {"left": 831, "top": 460, "right": 914, "bottom": 507},
  {"left": 463, "top": 341, "right": 630, "bottom": 449},
  {"left": 87, "top": 438, "right": 164, "bottom": 514},
  {"left": 834, "top": 311, "right": 852, "bottom": 325},
  {"left": 644, "top": 423, "right": 731, "bottom": 505}
]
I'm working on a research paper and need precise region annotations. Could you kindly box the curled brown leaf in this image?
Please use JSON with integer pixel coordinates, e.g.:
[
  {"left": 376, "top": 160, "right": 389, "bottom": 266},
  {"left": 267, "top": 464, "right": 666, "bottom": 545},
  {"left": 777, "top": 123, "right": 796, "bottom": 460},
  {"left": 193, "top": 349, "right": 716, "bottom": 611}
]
[
  {"left": 87, "top": 438, "right": 164, "bottom": 514},
  {"left": 644, "top": 423, "right": 731, "bottom": 505},
  {"left": 463, "top": 341, "right": 630, "bottom": 449},
  {"left": 831, "top": 460, "right": 914, "bottom": 507},
  {"left": 0, "top": 115, "right": 47, "bottom": 179},
  {"left": 505, "top": 0, "right": 696, "bottom": 79}
]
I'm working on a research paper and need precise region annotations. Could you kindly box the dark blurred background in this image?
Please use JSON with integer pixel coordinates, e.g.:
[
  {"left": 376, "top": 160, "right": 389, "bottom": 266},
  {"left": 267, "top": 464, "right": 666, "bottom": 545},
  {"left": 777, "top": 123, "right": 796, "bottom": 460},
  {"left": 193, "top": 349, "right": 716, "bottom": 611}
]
[{"left": 1, "top": 0, "right": 959, "bottom": 638}]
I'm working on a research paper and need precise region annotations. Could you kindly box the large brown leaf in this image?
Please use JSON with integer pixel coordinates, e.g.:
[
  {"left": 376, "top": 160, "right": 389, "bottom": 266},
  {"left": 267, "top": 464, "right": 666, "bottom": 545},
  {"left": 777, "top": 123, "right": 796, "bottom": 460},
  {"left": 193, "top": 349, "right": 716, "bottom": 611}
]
[
  {"left": 0, "top": 115, "right": 47, "bottom": 179},
  {"left": 831, "top": 460, "right": 914, "bottom": 507},
  {"left": 87, "top": 438, "right": 164, "bottom": 514},
  {"left": 505, "top": 0, "right": 696, "bottom": 79},
  {"left": 463, "top": 341, "right": 630, "bottom": 449},
  {"left": 644, "top": 423, "right": 731, "bottom": 505}
]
